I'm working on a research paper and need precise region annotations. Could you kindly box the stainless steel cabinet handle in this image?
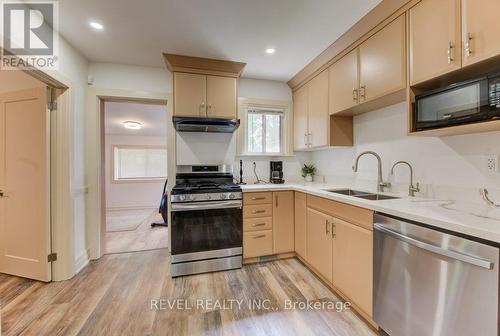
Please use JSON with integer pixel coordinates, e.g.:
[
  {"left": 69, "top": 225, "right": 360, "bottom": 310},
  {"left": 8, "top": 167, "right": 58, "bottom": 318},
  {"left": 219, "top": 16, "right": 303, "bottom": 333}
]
[
  {"left": 332, "top": 220, "right": 336, "bottom": 238},
  {"left": 252, "top": 223, "right": 266, "bottom": 227},
  {"left": 0, "top": 190, "right": 8, "bottom": 198},
  {"left": 465, "top": 32, "right": 473, "bottom": 57},
  {"left": 325, "top": 220, "right": 330, "bottom": 235},
  {"left": 253, "top": 234, "right": 266, "bottom": 239},
  {"left": 374, "top": 223, "right": 494, "bottom": 269},
  {"left": 352, "top": 88, "right": 358, "bottom": 103},
  {"left": 207, "top": 104, "right": 213, "bottom": 114},
  {"left": 200, "top": 102, "right": 205, "bottom": 115},
  {"left": 252, "top": 210, "right": 266, "bottom": 214},
  {"left": 308, "top": 132, "right": 312, "bottom": 147},
  {"left": 447, "top": 41, "right": 454, "bottom": 64},
  {"left": 251, "top": 197, "right": 266, "bottom": 201},
  {"left": 304, "top": 133, "right": 308, "bottom": 146},
  {"left": 275, "top": 194, "right": 278, "bottom": 208},
  {"left": 359, "top": 85, "right": 366, "bottom": 100}
]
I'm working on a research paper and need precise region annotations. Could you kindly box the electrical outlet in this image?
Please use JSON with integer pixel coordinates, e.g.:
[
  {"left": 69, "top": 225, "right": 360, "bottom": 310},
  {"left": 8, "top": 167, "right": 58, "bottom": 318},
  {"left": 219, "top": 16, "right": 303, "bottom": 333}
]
[{"left": 486, "top": 154, "right": 499, "bottom": 174}]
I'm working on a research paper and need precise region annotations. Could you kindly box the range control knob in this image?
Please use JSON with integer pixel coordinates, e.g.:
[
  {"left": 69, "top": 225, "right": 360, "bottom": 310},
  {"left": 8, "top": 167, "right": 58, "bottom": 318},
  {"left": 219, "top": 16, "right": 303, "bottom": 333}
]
[
  {"left": 205, "top": 195, "right": 211, "bottom": 200},
  {"left": 228, "top": 193, "right": 236, "bottom": 199},
  {"left": 188, "top": 195, "right": 195, "bottom": 201},
  {"left": 220, "top": 194, "right": 227, "bottom": 200},
  {"left": 179, "top": 195, "right": 186, "bottom": 201}
]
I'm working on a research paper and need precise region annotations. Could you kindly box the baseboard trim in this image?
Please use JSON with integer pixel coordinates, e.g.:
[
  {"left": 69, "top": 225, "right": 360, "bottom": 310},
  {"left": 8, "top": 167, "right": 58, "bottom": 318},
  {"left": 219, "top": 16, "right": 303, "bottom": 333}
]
[{"left": 74, "top": 248, "right": 90, "bottom": 274}]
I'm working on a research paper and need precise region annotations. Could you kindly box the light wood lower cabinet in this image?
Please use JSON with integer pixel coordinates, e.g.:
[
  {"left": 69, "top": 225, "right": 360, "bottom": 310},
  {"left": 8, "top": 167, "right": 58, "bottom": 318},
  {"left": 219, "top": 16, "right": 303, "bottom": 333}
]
[
  {"left": 332, "top": 217, "right": 373, "bottom": 317},
  {"left": 273, "top": 191, "right": 294, "bottom": 254},
  {"left": 305, "top": 207, "right": 333, "bottom": 283},
  {"left": 294, "top": 192, "right": 307, "bottom": 259},
  {"left": 244, "top": 230, "right": 273, "bottom": 258}
]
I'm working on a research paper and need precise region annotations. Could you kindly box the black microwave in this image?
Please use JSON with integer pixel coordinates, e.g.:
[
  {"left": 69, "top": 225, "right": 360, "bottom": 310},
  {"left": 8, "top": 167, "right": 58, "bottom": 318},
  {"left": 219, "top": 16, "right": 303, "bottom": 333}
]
[{"left": 414, "top": 73, "right": 500, "bottom": 131}]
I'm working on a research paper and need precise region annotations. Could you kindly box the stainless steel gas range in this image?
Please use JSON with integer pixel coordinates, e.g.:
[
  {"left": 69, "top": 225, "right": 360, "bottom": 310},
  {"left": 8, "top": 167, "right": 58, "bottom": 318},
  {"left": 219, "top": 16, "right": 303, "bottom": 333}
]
[{"left": 170, "top": 165, "right": 243, "bottom": 277}]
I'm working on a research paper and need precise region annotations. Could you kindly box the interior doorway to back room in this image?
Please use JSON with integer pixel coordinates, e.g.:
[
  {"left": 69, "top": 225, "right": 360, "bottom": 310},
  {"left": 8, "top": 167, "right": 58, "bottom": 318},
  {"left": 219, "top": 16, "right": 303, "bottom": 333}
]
[{"left": 102, "top": 100, "right": 168, "bottom": 255}]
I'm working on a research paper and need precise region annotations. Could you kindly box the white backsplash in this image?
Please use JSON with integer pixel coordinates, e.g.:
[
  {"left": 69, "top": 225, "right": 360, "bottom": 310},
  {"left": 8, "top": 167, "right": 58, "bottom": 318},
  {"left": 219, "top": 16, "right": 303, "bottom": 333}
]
[{"left": 311, "top": 102, "right": 500, "bottom": 204}]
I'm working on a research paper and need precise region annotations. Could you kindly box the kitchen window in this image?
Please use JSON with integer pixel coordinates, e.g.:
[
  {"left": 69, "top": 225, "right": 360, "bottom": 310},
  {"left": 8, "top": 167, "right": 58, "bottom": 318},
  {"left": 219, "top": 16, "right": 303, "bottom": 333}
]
[
  {"left": 245, "top": 106, "right": 284, "bottom": 155},
  {"left": 113, "top": 146, "right": 167, "bottom": 182}
]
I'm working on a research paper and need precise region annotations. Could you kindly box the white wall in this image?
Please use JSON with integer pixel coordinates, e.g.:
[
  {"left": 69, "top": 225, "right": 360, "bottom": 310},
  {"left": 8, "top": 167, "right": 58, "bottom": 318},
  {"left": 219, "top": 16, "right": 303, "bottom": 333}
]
[
  {"left": 311, "top": 102, "right": 500, "bottom": 203},
  {"left": 238, "top": 78, "right": 292, "bottom": 101},
  {"left": 105, "top": 135, "right": 167, "bottom": 209},
  {"left": 56, "top": 37, "right": 89, "bottom": 273},
  {"left": 88, "top": 63, "right": 172, "bottom": 92}
]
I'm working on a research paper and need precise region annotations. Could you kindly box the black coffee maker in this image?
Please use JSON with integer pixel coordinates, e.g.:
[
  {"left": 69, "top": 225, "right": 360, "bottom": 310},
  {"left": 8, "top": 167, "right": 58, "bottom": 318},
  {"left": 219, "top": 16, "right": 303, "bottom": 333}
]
[{"left": 270, "top": 161, "right": 285, "bottom": 184}]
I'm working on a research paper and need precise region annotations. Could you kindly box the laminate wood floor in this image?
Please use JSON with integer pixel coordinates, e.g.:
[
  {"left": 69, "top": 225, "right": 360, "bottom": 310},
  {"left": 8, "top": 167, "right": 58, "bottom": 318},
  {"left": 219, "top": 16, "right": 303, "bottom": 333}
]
[
  {"left": 105, "top": 209, "right": 168, "bottom": 254},
  {"left": 0, "top": 249, "right": 379, "bottom": 336}
]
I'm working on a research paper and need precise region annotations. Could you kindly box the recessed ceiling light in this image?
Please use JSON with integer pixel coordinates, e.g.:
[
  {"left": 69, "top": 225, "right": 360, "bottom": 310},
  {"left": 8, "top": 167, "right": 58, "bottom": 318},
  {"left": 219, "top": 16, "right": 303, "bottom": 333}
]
[
  {"left": 123, "top": 121, "right": 142, "bottom": 130},
  {"left": 265, "top": 48, "right": 276, "bottom": 54},
  {"left": 89, "top": 21, "right": 104, "bottom": 30}
]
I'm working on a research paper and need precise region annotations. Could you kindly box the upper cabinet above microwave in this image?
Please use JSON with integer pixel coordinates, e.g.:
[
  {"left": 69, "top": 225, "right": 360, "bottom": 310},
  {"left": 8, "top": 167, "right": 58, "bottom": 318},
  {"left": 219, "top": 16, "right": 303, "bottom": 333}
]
[
  {"left": 409, "top": 0, "right": 500, "bottom": 86},
  {"left": 164, "top": 54, "right": 246, "bottom": 119}
]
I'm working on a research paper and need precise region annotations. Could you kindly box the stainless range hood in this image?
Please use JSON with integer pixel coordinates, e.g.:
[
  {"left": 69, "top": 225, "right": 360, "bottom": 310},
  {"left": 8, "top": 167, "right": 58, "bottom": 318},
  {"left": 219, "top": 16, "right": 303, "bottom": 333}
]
[{"left": 173, "top": 116, "right": 240, "bottom": 133}]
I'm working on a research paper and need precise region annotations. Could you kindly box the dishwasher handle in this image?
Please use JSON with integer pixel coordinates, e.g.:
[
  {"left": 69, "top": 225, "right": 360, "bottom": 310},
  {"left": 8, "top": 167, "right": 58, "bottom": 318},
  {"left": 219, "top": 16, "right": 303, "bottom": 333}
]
[{"left": 374, "top": 223, "right": 494, "bottom": 270}]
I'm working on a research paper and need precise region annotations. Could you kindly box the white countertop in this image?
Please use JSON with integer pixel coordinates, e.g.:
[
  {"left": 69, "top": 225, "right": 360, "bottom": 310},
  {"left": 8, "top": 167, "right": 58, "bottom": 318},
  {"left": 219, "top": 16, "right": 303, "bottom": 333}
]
[{"left": 241, "top": 182, "right": 500, "bottom": 244}]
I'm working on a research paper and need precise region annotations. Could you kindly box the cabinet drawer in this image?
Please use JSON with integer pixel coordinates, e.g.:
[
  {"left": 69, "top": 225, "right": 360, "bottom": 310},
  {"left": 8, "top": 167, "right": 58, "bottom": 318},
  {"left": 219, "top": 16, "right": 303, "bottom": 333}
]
[
  {"left": 243, "top": 192, "right": 272, "bottom": 205},
  {"left": 243, "top": 230, "right": 273, "bottom": 258},
  {"left": 307, "top": 195, "right": 373, "bottom": 230},
  {"left": 243, "top": 204, "right": 273, "bottom": 219},
  {"left": 244, "top": 217, "right": 273, "bottom": 232}
]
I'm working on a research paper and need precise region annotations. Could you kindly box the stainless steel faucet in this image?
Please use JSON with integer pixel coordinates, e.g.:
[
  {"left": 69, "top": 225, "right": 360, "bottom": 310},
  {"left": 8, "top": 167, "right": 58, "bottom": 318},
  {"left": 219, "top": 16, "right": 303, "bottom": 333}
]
[
  {"left": 352, "top": 151, "right": 391, "bottom": 192},
  {"left": 390, "top": 161, "right": 420, "bottom": 197}
]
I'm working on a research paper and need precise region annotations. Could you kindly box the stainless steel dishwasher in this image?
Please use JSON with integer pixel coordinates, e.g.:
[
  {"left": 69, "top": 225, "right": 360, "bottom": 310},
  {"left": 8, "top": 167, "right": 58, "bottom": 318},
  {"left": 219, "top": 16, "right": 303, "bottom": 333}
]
[{"left": 374, "top": 213, "right": 499, "bottom": 336}]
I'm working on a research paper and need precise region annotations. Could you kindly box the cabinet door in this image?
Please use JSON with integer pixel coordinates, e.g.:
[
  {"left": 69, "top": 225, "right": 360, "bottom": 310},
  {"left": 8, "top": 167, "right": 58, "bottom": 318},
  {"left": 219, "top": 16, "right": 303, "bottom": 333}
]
[
  {"left": 293, "top": 85, "right": 309, "bottom": 151},
  {"left": 206, "top": 76, "right": 237, "bottom": 118},
  {"left": 294, "top": 192, "right": 307, "bottom": 259},
  {"left": 306, "top": 208, "right": 332, "bottom": 283},
  {"left": 359, "top": 15, "right": 406, "bottom": 102},
  {"left": 462, "top": 0, "right": 500, "bottom": 67},
  {"left": 332, "top": 218, "right": 373, "bottom": 317},
  {"left": 273, "top": 191, "right": 294, "bottom": 254},
  {"left": 174, "top": 72, "right": 206, "bottom": 117},
  {"left": 307, "top": 70, "right": 329, "bottom": 148},
  {"left": 409, "top": 0, "right": 461, "bottom": 85},
  {"left": 329, "top": 49, "right": 359, "bottom": 114}
]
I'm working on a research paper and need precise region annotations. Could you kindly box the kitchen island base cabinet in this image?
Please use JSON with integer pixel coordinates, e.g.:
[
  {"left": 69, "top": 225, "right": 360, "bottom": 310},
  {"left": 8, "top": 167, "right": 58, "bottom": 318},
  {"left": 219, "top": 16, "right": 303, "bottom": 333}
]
[{"left": 305, "top": 207, "right": 333, "bottom": 283}]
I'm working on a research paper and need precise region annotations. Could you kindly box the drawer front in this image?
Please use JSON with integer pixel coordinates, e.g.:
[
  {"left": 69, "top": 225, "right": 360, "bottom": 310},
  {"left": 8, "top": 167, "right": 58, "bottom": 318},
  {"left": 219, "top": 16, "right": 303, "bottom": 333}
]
[
  {"left": 243, "top": 204, "right": 273, "bottom": 219},
  {"left": 307, "top": 195, "right": 374, "bottom": 230},
  {"left": 243, "top": 230, "right": 273, "bottom": 258},
  {"left": 244, "top": 217, "right": 273, "bottom": 232},
  {"left": 243, "top": 192, "right": 273, "bottom": 205}
]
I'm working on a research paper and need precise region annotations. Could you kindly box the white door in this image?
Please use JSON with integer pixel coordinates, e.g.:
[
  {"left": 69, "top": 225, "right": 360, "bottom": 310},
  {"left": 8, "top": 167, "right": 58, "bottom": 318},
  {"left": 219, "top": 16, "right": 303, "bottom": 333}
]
[{"left": 0, "top": 87, "right": 51, "bottom": 282}]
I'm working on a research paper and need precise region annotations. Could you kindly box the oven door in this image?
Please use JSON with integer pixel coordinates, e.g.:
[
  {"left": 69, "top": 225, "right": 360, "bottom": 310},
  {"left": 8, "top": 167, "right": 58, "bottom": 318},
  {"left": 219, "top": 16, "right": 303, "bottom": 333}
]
[
  {"left": 415, "top": 78, "right": 490, "bottom": 130},
  {"left": 170, "top": 200, "right": 243, "bottom": 258}
]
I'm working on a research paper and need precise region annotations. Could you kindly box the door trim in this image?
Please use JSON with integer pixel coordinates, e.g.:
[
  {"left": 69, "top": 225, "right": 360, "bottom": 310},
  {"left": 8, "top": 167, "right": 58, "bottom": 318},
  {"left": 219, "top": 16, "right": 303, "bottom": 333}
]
[{"left": 86, "top": 88, "right": 170, "bottom": 259}]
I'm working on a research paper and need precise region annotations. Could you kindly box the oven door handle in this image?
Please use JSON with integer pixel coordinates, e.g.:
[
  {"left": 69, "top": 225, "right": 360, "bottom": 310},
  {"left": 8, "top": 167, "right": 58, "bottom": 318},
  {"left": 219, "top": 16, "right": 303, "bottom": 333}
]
[{"left": 171, "top": 200, "right": 242, "bottom": 212}]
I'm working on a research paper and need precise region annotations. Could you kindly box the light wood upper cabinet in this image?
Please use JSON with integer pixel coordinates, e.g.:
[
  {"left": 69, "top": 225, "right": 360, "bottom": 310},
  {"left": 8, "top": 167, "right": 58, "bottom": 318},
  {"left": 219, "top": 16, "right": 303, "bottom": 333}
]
[
  {"left": 293, "top": 85, "right": 309, "bottom": 151},
  {"left": 332, "top": 218, "right": 373, "bottom": 317},
  {"left": 359, "top": 14, "right": 406, "bottom": 102},
  {"left": 174, "top": 72, "right": 206, "bottom": 117},
  {"left": 307, "top": 70, "right": 329, "bottom": 148},
  {"left": 294, "top": 192, "right": 307, "bottom": 259},
  {"left": 409, "top": 0, "right": 461, "bottom": 85},
  {"left": 206, "top": 76, "right": 237, "bottom": 118},
  {"left": 329, "top": 49, "right": 359, "bottom": 114},
  {"left": 462, "top": 0, "right": 500, "bottom": 67},
  {"left": 273, "top": 191, "right": 295, "bottom": 254},
  {"left": 306, "top": 207, "right": 333, "bottom": 283}
]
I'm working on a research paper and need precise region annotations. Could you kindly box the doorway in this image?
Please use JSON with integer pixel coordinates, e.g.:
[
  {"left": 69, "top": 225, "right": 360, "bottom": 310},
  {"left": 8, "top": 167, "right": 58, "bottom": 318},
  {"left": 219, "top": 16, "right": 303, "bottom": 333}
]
[
  {"left": 0, "top": 70, "right": 54, "bottom": 281},
  {"left": 101, "top": 100, "right": 169, "bottom": 254}
]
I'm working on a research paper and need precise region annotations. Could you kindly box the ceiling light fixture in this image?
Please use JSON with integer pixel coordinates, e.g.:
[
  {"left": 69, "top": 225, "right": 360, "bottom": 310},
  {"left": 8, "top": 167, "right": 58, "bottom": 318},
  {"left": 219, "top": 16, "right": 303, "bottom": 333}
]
[
  {"left": 89, "top": 21, "right": 104, "bottom": 30},
  {"left": 123, "top": 121, "right": 142, "bottom": 130},
  {"left": 265, "top": 48, "right": 276, "bottom": 54}
]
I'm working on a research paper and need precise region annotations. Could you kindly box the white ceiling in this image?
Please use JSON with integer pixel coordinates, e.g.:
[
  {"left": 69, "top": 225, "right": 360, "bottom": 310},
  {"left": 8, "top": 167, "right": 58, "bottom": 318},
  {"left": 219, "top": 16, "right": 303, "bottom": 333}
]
[
  {"left": 59, "top": 0, "right": 381, "bottom": 81},
  {"left": 104, "top": 101, "right": 167, "bottom": 136}
]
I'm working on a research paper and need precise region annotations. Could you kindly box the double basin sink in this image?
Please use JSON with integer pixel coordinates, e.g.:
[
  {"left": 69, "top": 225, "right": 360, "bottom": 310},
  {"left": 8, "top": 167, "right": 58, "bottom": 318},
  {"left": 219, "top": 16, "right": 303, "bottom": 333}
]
[{"left": 324, "top": 189, "right": 400, "bottom": 201}]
